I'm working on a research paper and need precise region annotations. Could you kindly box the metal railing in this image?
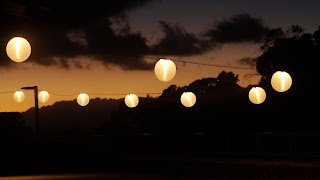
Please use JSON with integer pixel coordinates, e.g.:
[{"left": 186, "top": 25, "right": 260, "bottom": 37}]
[
  {"left": 55, "top": 132, "right": 320, "bottom": 161},
  {"left": 132, "top": 132, "right": 320, "bottom": 160}
]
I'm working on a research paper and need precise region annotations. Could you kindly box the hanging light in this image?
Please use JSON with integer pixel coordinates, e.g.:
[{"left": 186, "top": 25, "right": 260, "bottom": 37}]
[
  {"left": 77, "top": 93, "right": 90, "bottom": 106},
  {"left": 249, "top": 87, "right": 266, "bottom": 104},
  {"left": 271, "top": 71, "right": 292, "bottom": 92},
  {"left": 125, "top": 94, "right": 139, "bottom": 108},
  {"left": 38, "top": 91, "right": 50, "bottom": 103},
  {"left": 6, "top": 37, "right": 31, "bottom": 63},
  {"left": 154, "top": 59, "right": 176, "bottom": 82},
  {"left": 13, "top": 91, "right": 25, "bottom": 103},
  {"left": 180, "top": 92, "right": 196, "bottom": 107}
]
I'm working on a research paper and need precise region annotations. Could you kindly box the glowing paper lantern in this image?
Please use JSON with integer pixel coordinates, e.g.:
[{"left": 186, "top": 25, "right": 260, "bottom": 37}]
[
  {"left": 6, "top": 37, "right": 31, "bottom": 62},
  {"left": 38, "top": 91, "right": 50, "bottom": 103},
  {"left": 14, "top": 91, "right": 25, "bottom": 103},
  {"left": 180, "top": 92, "right": 196, "bottom": 107},
  {"left": 249, "top": 87, "right": 266, "bottom": 104},
  {"left": 154, "top": 59, "right": 176, "bottom": 82},
  {"left": 77, "top": 93, "right": 90, "bottom": 106},
  {"left": 125, "top": 94, "right": 139, "bottom": 108},
  {"left": 271, "top": 71, "right": 292, "bottom": 92}
]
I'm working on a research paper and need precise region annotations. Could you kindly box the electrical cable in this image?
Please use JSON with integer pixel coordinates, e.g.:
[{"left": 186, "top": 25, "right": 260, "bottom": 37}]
[
  {"left": 0, "top": 90, "right": 16, "bottom": 94},
  {"left": 109, "top": 55, "right": 255, "bottom": 70},
  {"left": 1, "top": 56, "right": 255, "bottom": 97}
]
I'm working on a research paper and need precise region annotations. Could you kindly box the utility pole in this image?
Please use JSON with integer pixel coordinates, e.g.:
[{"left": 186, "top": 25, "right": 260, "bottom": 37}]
[{"left": 21, "top": 86, "right": 40, "bottom": 137}]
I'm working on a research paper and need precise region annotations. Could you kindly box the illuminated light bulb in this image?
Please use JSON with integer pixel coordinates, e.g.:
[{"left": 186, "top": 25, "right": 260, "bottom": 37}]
[
  {"left": 154, "top": 59, "right": 176, "bottom": 82},
  {"left": 6, "top": 37, "right": 31, "bottom": 62},
  {"left": 14, "top": 91, "right": 25, "bottom": 103},
  {"left": 180, "top": 92, "right": 196, "bottom": 107},
  {"left": 249, "top": 87, "right": 266, "bottom": 104},
  {"left": 77, "top": 93, "right": 90, "bottom": 106},
  {"left": 125, "top": 94, "right": 139, "bottom": 108},
  {"left": 271, "top": 71, "right": 292, "bottom": 92},
  {"left": 38, "top": 91, "right": 50, "bottom": 103}
]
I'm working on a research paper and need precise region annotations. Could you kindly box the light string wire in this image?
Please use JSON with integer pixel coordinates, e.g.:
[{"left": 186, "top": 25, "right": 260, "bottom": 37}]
[
  {"left": 131, "top": 55, "right": 256, "bottom": 70},
  {"left": 0, "top": 90, "right": 162, "bottom": 98},
  {"left": 0, "top": 90, "right": 16, "bottom": 94},
  {"left": 1, "top": 57, "right": 255, "bottom": 97},
  {"left": 40, "top": 57, "right": 254, "bottom": 97},
  {"left": 173, "top": 59, "right": 255, "bottom": 70},
  {"left": 46, "top": 91, "right": 162, "bottom": 97}
]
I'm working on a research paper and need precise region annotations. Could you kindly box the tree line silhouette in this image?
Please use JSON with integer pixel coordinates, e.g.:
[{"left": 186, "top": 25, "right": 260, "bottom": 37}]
[{"left": 104, "top": 25, "right": 320, "bottom": 134}]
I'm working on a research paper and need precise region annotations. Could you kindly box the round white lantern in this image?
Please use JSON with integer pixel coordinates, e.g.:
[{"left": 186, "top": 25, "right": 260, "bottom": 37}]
[
  {"left": 125, "top": 94, "right": 139, "bottom": 108},
  {"left": 14, "top": 91, "right": 25, "bottom": 103},
  {"left": 38, "top": 91, "right": 50, "bottom": 103},
  {"left": 249, "top": 87, "right": 266, "bottom": 104},
  {"left": 180, "top": 92, "right": 196, "bottom": 107},
  {"left": 154, "top": 59, "right": 176, "bottom": 82},
  {"left": 6, "top": 37, "right": 31, "bottom": 62},
  {"left": 77, "top": 93, "right": 90, "bottom": 106},
  {"left": 271, "top": 71, "right": 292, "bottom": 92}
]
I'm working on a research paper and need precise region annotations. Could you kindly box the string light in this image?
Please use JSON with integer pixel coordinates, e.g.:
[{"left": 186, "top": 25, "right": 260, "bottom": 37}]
[
  {"left": 6, "top": 37, "right": 31, "bottom": 62},
  {"left": 0, "top": 33, "right": 292, "bottom": 109},
  {"left": 38, "top": 91, "right": 50, "bottom": 103},
  {"left": 124, "top": 94, "right": 139, "bottom": 108},
  {"left": 271, "top": 71, "right": 292, "bottom": 92},
  {"left": 77, "top": 93, "right": 90, "bottom": 106},
  {"left": 248, "top": 87, "right": 266, "bottom": 104},
  {"left": 13, "top": 91, "right": 25, "bottom": 103},
  {"left": 154, "top": 59, "right": 177, "bottom": 82},
  {"left": 0, "top": 35, "right": 289, "bottom": 108},
  {"left": 180, "top": 92, "right": 196, "bottom": 107}
]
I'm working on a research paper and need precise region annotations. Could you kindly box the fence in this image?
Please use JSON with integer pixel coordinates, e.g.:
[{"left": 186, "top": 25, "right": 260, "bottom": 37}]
[{"left": 129, "top": 132, "right": 320, "bottom": 160}]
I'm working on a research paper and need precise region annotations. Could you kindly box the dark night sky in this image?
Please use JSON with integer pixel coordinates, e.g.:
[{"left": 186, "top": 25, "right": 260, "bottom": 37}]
[{"left": 0, "top": 0, "right": 319, "bottom": 112}]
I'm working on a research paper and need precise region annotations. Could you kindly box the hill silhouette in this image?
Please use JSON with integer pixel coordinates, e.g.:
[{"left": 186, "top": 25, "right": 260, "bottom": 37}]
[
  {"left": 22, "top": 71, "right": 251, "bottom": 136},
  {"left": 23, "top": 98, "right": 122, "bottom": 136}
]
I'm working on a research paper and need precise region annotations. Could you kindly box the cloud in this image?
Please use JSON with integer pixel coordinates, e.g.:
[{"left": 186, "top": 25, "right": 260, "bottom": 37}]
[
  {"left": 150, "top": 21, "right": 211, "bottom": 55},
  {"left": 0, "top": 3, "right": 269, "bottom": 71},
  {"left": 66, "top": 29, "right": 88, "bottom": 48},
  {"left": 237, "top": 57, "right": 256, "bottom": 68},
  {"left": 204, "top": 13, "right": 269, "bottom": 43},
  {"left": 0, "top": 0, "right": 154, "bottom": 70}
]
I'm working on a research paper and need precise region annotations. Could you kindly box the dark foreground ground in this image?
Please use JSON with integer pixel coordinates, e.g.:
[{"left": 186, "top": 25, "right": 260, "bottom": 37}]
[
  {"left": 2, "top": 133, "right": 320, "bottom": 179},
  {"left": 2, "top": 156, "right": 320, "bottom": 180}
]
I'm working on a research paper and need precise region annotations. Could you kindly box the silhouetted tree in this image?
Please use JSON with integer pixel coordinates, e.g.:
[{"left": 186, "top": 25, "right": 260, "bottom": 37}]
[
  {"left": 313, "top": 26, "right": 320, "bottom": 47},
  {"left": 216, "top": 71, "right": 240, "bottom": 89},
  {"left": 187, "top": 77, "right": 216, "bottom": 94},
  {"left": 0, "top": 112, "right": 32, "bottom": 160},
  {"left": 160, "top": 71, "right": 240, "bottom": 97},
  {"left": 260, "top": 28, "right": 285, "bottom": 51},
  {"left": 256, "top": 25, "right": 316, "bottom": 79},
  {"left": 160, "top": 84, "right": 180, "bottom": 97},
  {"left": 255, "top": 25, "right": 318, "bottom": 131},
  {"left": 0, "top": 112, "right": 31, "bottom": 139},
  {"left": 286, "top": 25, "right": 304, "bottom": 38}
]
